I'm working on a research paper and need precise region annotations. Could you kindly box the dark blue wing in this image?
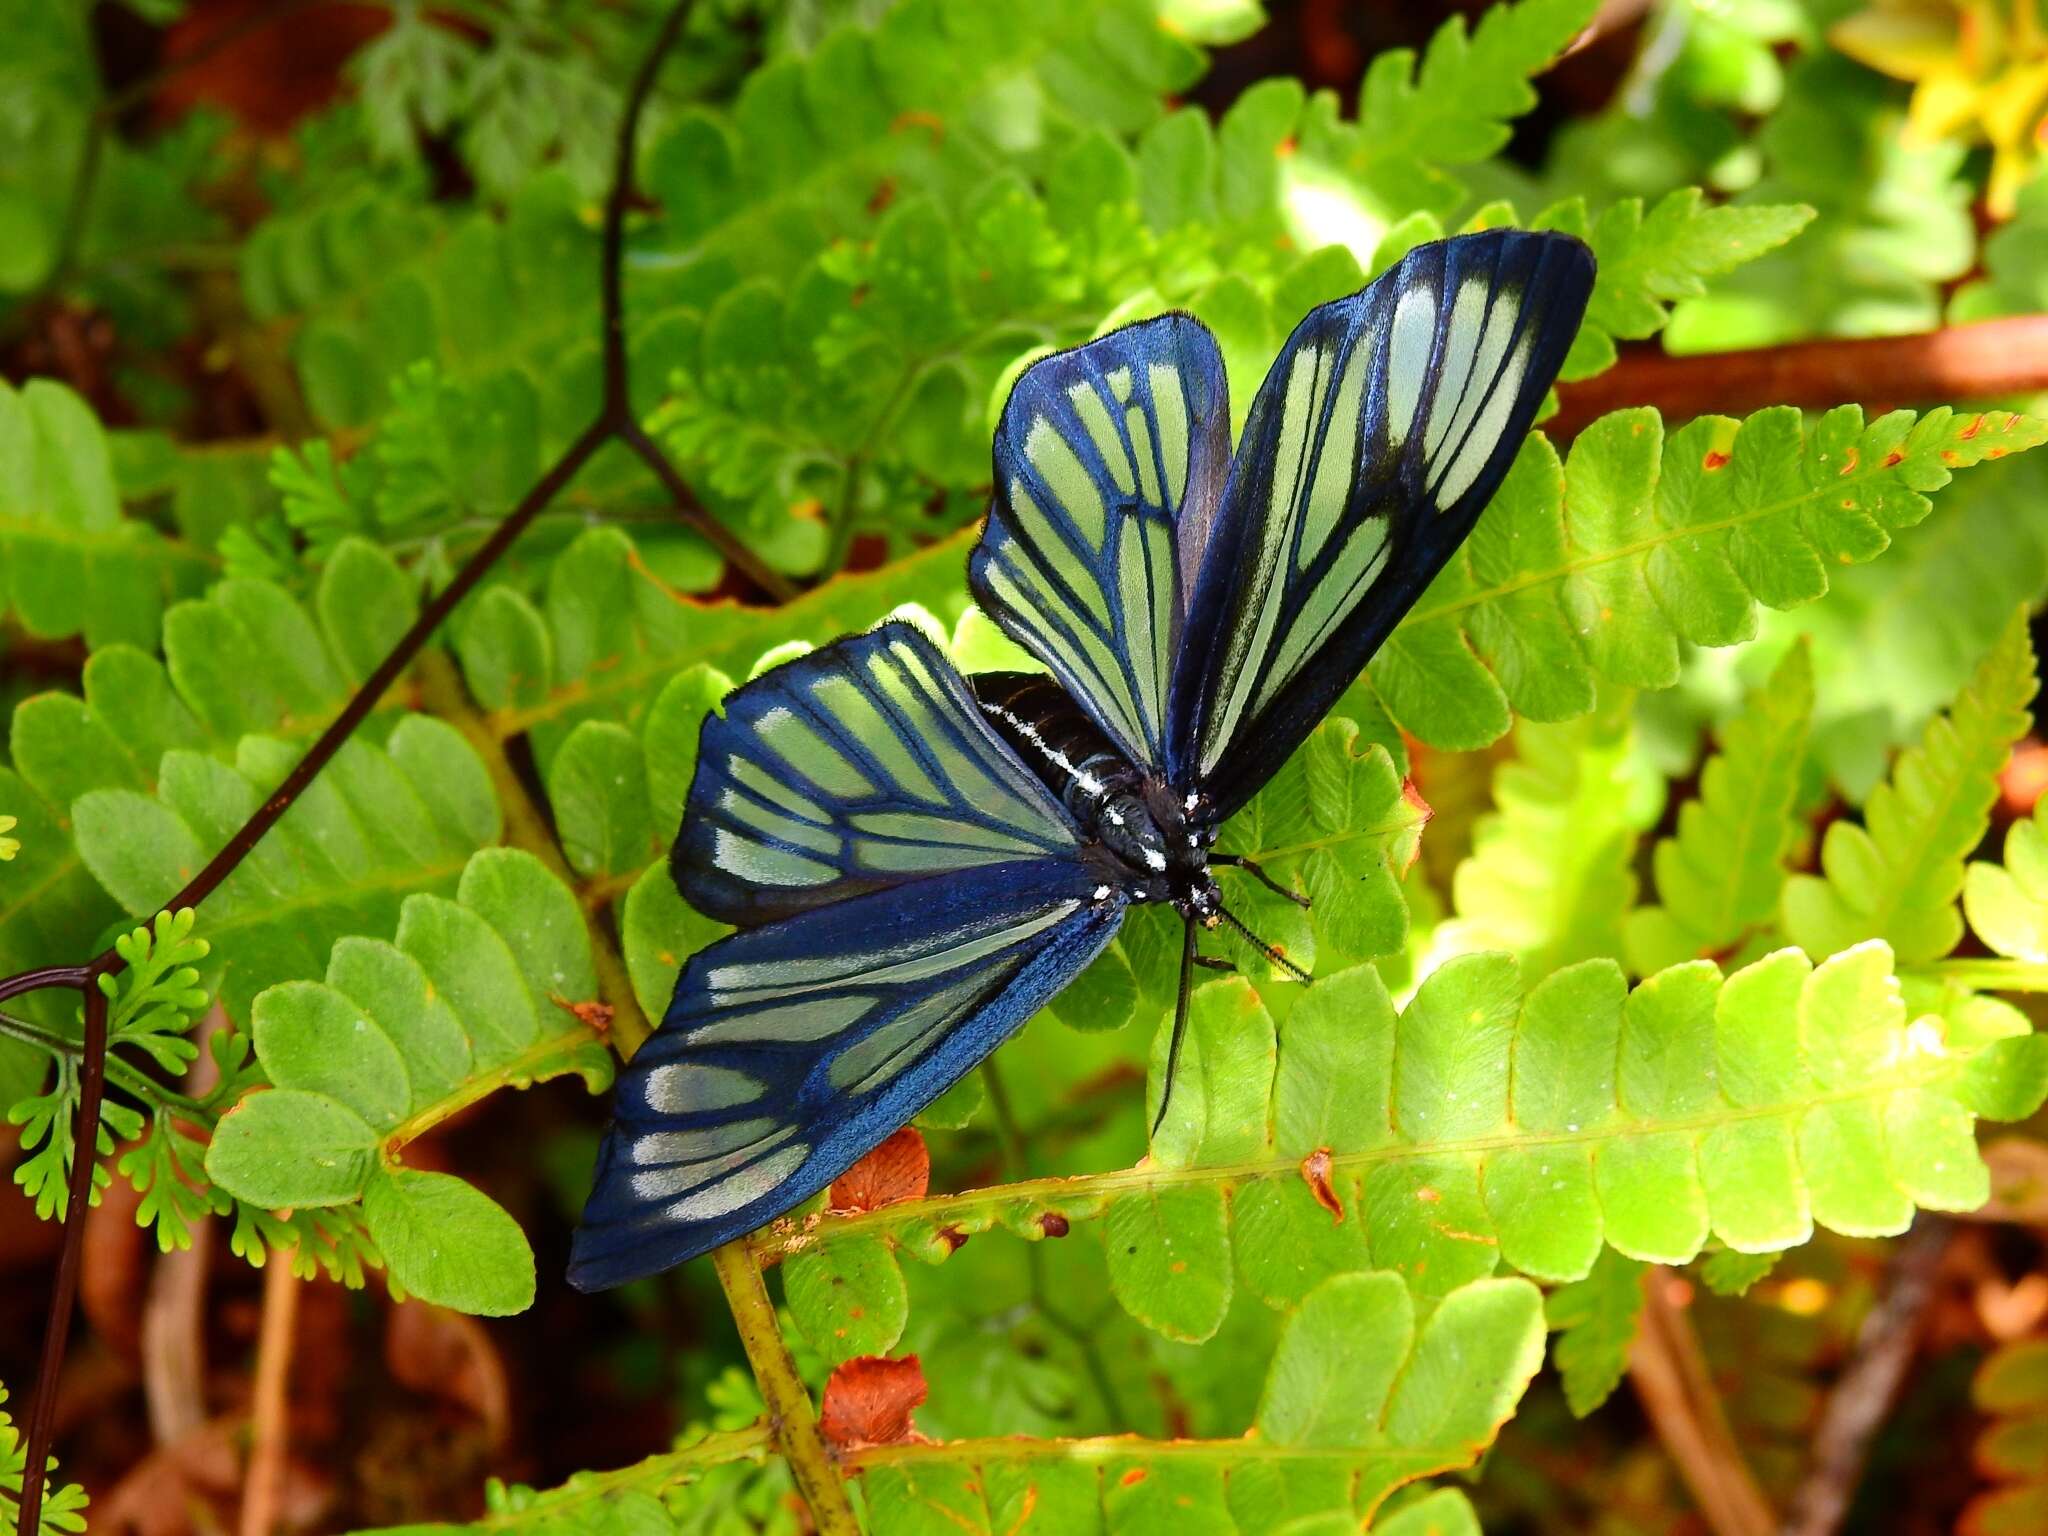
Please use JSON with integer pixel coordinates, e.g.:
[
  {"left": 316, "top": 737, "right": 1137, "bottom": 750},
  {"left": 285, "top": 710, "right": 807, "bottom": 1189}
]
[
  {"left": 677, "top": 621, "right": 1083, "bottom": 926},
  {"left": 969, "top": 314, "right": 1231, "bottom": 774},
  {"left": 568, "top": 859, "right": 1123, "bottom": 1287},
  {"left": 1167, "top": 230, "right": 1595, "bottom": 818}
]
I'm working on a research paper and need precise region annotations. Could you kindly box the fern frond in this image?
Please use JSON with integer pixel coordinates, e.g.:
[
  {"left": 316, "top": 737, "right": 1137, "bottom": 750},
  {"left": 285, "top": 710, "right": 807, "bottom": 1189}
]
[
  {"left": 1763, "top": 453, "right": 2048, "bottom": 797},
  {"left": 1545, "top": 1247, "right": 1645, "bottom": 1418},
  {"left": 3, "top": 911, "right": 219, "bottom": 1241},
  {"left": 1784, "top": 609, "right": 2036, "bottom": 963},
  {"left": 10, "top": 533, "right": 417, "bottom": 806},
  {"left": 202, "top": 847, "right": 612, "bottom": 1313},
  {"left": 0, "top": 768, "right": 119, "bottom": 1043},
  {"left": 1444, "top": 689, "right": 1662, "bottom": 980},
  {"left": 99, "top": 907, "right": 211, "bottom": 1073},
  {"left": 765, "top": 945, "right": 2047, "bottom": 1331},
  {"left": 1375, "top": 404, "right": 2048, "bottom": 750},
  {"left": 859, "top": 1273, "right": 1543, "bottom": 1530},
  {"left": 0, "top": 379, "right": 212, "bottom": 651},
  {"left": 1966, "top": 792, "right": 2048, "bottom": 963},
  {"left": 1698, "top": 1248, "right": 1782, "bottom": 1297},
  {"left": 1306, "top": 0, "right": 1596, "bottom": 214},
  {"left": 459, "top": 524, "right": 975, "bottom": 754},
  {"left": 1665, "top": 51, "right": 1972, "bottom": 349},
  {"left": 651, "top": 1, "right": 1202, "bottom": 271},
  {"left": 1540, "top": 188, "right": 1816, "bottom": 379},
  {"left": 1627, "top": 643, "right": 1814, "bottom": 975},
  {"left": 0, "top": 1383, "right": 87, "bottom": 1536},
  {"left": 70, "top": 714, "right": 497, "bottom": 1018},
  {"left": 1, "top": 538, "right": 500, "bottom": 1015},
  {"left": 1963, "top": 1337, "right": 2048, "bottom": 1536}
]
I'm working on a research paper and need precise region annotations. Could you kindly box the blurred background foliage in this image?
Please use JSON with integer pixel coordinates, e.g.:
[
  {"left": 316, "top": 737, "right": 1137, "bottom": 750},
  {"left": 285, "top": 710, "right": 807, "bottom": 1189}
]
[{"left": 6, "top": 1, "right": 2048, "bottom": 1533}]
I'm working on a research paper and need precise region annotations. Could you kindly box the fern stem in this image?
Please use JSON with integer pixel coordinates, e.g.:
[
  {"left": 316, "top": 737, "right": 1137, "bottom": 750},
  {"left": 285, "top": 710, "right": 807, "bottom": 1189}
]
[
  {"left": 1781, "top": 1216, "right": 1953, "bottom": 1536},
  {"left": 847, "top": 1433, "right": 1501, "bottom": 1469},
  {"left": 706, "top": 1241, "right": 862, "bottom": 1534},
  {"left": 382, "top": 1028, "right": 602, "bottom": 1152},
  {"left": 1629, "top": 1266, "right": 1776, "bottom": 1536},
  {"left": 414, "top": 649, "right": 653, "bottom": 1054},
  {"left": 1552, "top": 316, "right": 2048, "bottom": 440},
  {"left": 16, "top": 984, "right": 103, "bottom": 1533},
  {"left": 1917, "top": 958, "right": 2048, "bottom": 992},
  {"left": 750, "top": 1069, "right": 1968, "bottom": 1262}
]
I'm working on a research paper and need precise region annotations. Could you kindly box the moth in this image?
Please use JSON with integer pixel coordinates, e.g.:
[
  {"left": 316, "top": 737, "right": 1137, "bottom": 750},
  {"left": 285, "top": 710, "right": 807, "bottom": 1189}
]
[{"left": 570, "top": 229, "right": 1595, "bottom": 1289}]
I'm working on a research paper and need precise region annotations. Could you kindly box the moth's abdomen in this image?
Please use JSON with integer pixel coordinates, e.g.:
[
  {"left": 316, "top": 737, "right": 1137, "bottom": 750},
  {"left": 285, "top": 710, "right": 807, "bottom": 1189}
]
[{"left": 971, "top": 671, "right": 1141, "bottom": 816}]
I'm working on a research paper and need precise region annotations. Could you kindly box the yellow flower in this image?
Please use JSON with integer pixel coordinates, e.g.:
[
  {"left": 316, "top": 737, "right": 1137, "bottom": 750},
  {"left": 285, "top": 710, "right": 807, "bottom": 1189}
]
[
  {"left": 1832, "top": 0, "right": 2048, "bottom": 214},
  {"left": 0, "top": 814, "right": 16, "bottom": 861}
]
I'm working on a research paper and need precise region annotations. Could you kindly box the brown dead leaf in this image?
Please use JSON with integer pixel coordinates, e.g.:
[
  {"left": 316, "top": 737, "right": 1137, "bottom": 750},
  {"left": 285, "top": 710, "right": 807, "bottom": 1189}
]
[
  {"left": 83, "top": 1170, "right": 147, "bottom": 1355},
  {"left": 385, "top": 1298, "right": 512, "bottom": 1449},
  {"left": 829, "top": 1127, "right": 930, "bottom": 1213},
  {"left": 1964, "top": 1137, "right": 2048, "bottom": 1226},
  {"left": 821, "top": 1354, "right": 928, "bottom": 1452}
]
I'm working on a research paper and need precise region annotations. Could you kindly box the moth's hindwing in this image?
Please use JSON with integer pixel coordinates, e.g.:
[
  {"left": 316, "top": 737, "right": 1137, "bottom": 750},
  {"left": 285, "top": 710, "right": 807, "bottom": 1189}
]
[{"left": 569, "top": 859, "right": 1123, "bottom": 1287}]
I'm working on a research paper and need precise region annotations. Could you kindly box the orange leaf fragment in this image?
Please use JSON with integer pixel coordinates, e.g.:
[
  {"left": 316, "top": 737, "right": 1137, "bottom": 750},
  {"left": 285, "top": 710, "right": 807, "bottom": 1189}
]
[
  {"left": 1301, "top": 1148, "right": 1343, "bottom": 1223},
  {"left": 551, "top": 995, "right": 614, "bottom": 1036},
  {"left": 2001, "top": 740, "right": 2048, "bottom": 815},
  {"left": 1396, "top": 778, "right": 1434, "bottom": 877},
  {"left": 830, "top": 1126, "right": 930, "bottom": 1213},
  {"left": 821, "top": 1354, "right": 928, "bottom": 1451}
]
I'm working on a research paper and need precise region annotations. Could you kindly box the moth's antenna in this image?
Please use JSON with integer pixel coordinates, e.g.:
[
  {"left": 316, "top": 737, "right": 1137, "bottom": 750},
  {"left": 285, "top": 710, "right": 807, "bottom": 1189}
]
[
  {"left": 1218, "top": 905, "right": 1312, "bottom": 984},
  {"left": 1151, "top": 917, "right": 1198, "bottom": 1139},
  {"left": 1211, "top": 853, "right": 1311, "bottom": 909}
]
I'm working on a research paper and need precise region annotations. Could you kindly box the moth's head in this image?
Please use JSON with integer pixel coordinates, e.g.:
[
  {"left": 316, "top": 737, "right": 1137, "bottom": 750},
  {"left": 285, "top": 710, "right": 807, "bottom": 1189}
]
[{"left": 1177, "top": 874, "right": 1223, "bottom": 927}]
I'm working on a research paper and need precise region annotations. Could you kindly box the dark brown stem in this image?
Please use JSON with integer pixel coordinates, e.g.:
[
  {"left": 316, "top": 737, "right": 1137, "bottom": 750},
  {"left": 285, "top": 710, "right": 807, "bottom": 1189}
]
[
  {"left": 161, "top": 420, "right": 608, "bottom": 921},
  {"left": 1780, "top": 1217, "right": 1955, "bottom": 1536},
  {"left": 16, "top": 983, "right": 105, "bottom": 1530},
  {"left": 616, "top": 420, "right": 796, "bottom": 602},
  {"left": 1550, "top": 315, "right": 2048, "bottom": 439},
  {"left": 0, "top": 967, "right": 91, "bottom": 1007},
  {"left": 594, "top": 2, "right": 794, "bottom": 604}
]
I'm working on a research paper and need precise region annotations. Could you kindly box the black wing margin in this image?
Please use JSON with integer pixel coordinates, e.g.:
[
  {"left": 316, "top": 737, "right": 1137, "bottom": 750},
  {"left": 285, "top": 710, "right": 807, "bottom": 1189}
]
[{"left": 1166, "top": 230, "right": 1595, "bottom": 817}]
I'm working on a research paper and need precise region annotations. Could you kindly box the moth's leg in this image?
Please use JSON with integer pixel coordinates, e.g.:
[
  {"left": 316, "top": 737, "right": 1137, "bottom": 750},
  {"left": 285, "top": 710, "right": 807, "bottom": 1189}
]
[
  {"left": 1212, "top": 853, "right": 1311, "bottom": 908},
  {"left": 1193, "top": 955, "right": 1236, "bottom": 972},
  {"left": 1151, "top": 917, "right": 1199, "bottom": 1139}
]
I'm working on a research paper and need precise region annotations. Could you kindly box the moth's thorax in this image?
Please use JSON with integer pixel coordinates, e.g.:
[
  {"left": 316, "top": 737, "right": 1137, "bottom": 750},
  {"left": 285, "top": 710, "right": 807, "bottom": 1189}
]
[{"left": 971, "top": 672, "right": 1218, "bottom": 916}]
